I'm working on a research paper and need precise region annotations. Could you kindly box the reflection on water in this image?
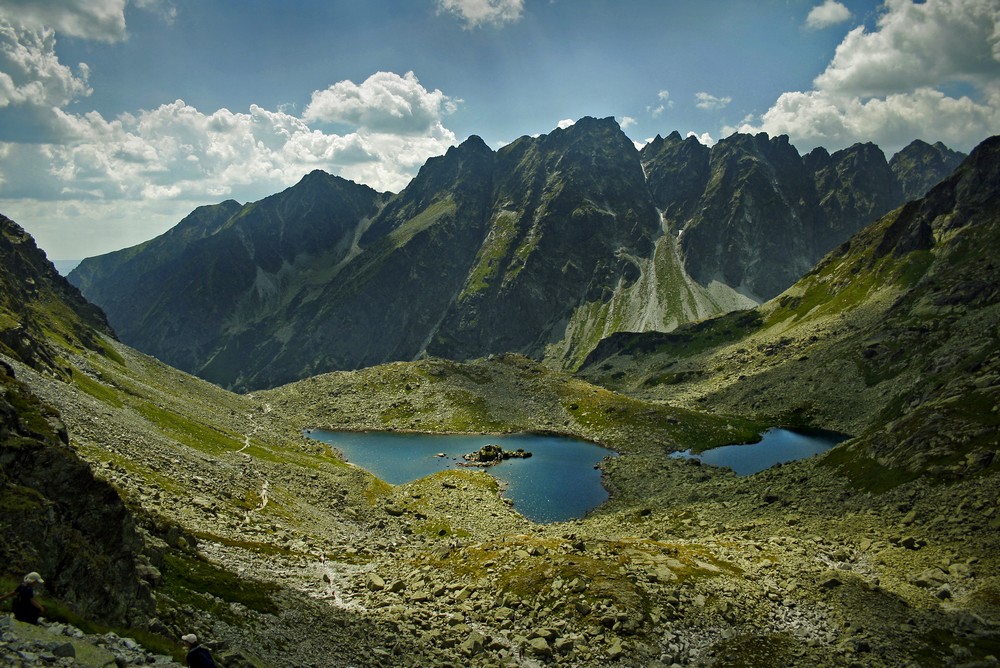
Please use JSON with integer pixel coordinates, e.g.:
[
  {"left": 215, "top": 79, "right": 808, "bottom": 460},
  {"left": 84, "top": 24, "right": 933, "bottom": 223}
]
[
  {"left": 670, "top": 428, "right": 849, "bottom": 476},
  {"left": 306, "top": 430, "right": 617, "bottom": 524}
]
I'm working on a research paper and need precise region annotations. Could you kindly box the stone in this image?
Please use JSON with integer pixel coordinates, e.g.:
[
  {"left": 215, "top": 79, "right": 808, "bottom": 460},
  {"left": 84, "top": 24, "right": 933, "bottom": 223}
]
[
  {"left": 366, "top": 573, "right": 386, "bottom": 591},
  {"left": 460, "top": 630, "right": 487, "bottom": 655},
  {"left": 50, "top": 643, "right": 76, "bottom": 658},
  {"left": 526, "top": 637, "right": 552, "bottom": 658},
  {"left": 554, "top": 636, "right": 575, "bottom": 654}
]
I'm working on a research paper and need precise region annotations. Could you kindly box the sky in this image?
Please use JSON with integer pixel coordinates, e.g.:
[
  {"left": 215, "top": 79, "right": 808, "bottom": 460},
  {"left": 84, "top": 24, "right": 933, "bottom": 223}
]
[{"left": 0, "top": 0, "right": 998, "bottom": 261}]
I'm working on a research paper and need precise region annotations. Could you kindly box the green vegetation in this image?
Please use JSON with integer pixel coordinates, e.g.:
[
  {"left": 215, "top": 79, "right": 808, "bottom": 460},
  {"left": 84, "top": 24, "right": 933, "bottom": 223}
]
[
  {"left": 133, "top": 401, "right": 245, "bottom": 455},
  {"left": 820, "top": 445, "right": 919, "bottom": 493},
  {"left": 459, "top": 210, "right": 520, "bottom": 302},
  {"left": 161, "top": 551, "right": 280, "bottom": 618},
  {"left": 72, "top": 369, "right": 124, "bottom": 407},
  {"left": 710, "top": 632, "right": 796, "bottom": 668}
]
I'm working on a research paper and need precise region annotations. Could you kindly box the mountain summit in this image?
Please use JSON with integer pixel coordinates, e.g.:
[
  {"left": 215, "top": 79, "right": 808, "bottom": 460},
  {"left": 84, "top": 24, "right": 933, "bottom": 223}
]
[{"left": 70, "top": 119, "right": 965, "bottom": 390}]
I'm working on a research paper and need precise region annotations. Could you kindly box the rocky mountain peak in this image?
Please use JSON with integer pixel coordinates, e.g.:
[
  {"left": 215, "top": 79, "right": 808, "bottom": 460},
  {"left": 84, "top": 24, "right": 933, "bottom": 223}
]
[{"left": 889, "top": 138, "right": 967, "bottom": 201}]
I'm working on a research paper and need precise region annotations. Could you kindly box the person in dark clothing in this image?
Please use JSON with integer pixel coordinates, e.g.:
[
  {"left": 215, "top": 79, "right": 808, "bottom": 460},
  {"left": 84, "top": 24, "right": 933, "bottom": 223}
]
[
  {"left": 181, "top": 633, "right": 217, "bottom": 668},
  {"left": 0, "top": 572, "right": 45, "bottom": 624}
]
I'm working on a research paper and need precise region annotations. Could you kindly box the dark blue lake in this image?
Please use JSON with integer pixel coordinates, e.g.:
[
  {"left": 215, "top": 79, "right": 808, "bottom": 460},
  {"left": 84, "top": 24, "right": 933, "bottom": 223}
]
[
  {"left": 670, "top": 428, "right": 849, "bottom": 475},
  {"left": 307, "top": 431, "right": 617, "bottom": 524}
]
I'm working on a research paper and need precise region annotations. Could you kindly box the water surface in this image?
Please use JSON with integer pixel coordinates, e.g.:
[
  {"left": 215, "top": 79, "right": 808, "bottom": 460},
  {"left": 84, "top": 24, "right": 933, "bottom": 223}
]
[
  {"left": 670, "top": 428, "right": 848, "bottom": 476},
  {"left": 307, "top": 430, "right": 616, "bottom": 523}
]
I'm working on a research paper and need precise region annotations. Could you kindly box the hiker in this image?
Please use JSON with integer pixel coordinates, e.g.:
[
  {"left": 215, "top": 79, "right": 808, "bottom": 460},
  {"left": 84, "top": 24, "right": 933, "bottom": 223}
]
[
  {"left": 0, "top": 572, "right": 46, "bottom": 624},
  {"left": 181, "top": 633, "right": 217, "bottom": 668}
]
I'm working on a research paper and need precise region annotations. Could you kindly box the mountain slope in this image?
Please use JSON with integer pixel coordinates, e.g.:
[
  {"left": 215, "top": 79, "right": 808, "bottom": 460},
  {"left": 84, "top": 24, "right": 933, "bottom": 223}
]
[
  {"left": 70, "top": 119, "right": 966, "bottom": 390},
  {"left": 71, "top": 174, "right": 386, "bottom": 379},
  {"left": 581, "top": 134, "right": 1000, "bottom": 482}
]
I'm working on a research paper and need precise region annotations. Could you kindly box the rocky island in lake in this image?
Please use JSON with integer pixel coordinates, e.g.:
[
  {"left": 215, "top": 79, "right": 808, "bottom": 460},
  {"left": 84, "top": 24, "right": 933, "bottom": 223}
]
[{"left": 460, "top": 443, "right": 532, "bottom": 467}]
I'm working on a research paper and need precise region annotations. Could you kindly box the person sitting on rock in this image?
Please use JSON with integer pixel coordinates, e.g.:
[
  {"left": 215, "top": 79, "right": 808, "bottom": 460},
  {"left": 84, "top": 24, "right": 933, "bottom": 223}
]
[
  {"left": 0, "top": 572, "right": 46, "bottom": 624},
  {"left": 182, "top": 633, "right": 217, "bottom": 668}
]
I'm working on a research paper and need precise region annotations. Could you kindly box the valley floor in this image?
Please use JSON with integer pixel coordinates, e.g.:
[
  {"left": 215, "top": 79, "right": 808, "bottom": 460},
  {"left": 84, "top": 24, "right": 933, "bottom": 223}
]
[{"left": 9, "top": 344, "right": 1000, "bottom": 667}]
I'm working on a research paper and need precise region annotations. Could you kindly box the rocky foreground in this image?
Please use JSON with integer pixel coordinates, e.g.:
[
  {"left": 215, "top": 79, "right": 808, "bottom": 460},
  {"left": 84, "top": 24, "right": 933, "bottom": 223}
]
[{"left": 4, "top": 343, "right": 996, "bottom": 668}]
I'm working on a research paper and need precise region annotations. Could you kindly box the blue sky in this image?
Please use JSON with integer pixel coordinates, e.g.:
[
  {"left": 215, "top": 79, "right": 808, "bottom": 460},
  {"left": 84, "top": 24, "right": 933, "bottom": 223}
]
[{"left": 0, "top": 0, "right": 998, "bottom": 260}]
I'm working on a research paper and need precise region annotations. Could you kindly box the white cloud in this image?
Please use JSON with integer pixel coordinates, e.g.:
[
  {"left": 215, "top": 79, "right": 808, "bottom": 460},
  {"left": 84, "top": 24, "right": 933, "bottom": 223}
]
[
  {"left": 0, "top": 20, "right": 92, "bottom": 108},
  {"left": 436, "top": 0, "right": 524, "bottom": 28},
  {"left": 26, "top": 93, "right": 456, "bottom": 204},
  {"left": 805, "top": 0, "right": 852, "bottom": 30},
  {"left": 647, "top": 89, "right": 674, "bottom": 118},
  {"left": 0, "top": 8, "right": 466, "bottom": 259},
  {"left": 556, "top": 118, "right": 575, "bottom": 129},
  {"left": 695, "top": 92, "right": 732, "bottom": 110},
  {"left": 303, "top": 71, "right": 458, "bottom": 135},
  {"left": 0, "top": 77, "right": 462, "bottom": 257},
  {"left": 619, "top": 116, "right": 637, "bottom": 130},
  {"left": 0, "top": 0, "right": 128, "bottom": 42},
  {"left": 742, "top": 0, "right": 1000, "bottom": 154},
  {"left": 815, "top": 0, "right": 1000, "bottom": 97},
  {"left": 747, "top": 86, "right": 1000, "bottom": 154},
  {"left": 687, "top": 131, "right": 715, "bottom": 146}
]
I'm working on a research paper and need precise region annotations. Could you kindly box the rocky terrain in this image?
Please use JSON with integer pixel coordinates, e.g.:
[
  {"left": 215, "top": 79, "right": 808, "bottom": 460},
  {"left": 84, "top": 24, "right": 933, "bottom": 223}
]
[
  {"left": 1, "top": 339, "right": 995, "bottom": 667},
  {"left": 0, "top": 136, "right": 997, "bottom": 666}
]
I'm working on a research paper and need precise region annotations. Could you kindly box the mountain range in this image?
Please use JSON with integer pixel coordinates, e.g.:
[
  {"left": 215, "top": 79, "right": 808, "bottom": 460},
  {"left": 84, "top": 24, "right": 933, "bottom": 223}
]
[
  {"left": 68, "top": 118, "right": 964, "bottom": 391},
  {"left": 0, "top": 124, "right": 997, "bottom": 666}
]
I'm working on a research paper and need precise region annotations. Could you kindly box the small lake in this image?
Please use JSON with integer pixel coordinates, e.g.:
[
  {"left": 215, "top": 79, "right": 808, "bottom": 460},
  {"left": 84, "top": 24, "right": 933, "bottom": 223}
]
[
  {"left": 306, "top": 431, "right": 617, "bottom": 524},
  {"left": 670, "top": 428, "right": 849, "bottom": 476}
]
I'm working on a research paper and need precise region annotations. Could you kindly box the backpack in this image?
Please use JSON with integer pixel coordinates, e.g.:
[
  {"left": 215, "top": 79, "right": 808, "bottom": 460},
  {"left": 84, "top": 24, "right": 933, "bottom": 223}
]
[{"left": 12, "top": 584, "right": 40, "bottom": 623}]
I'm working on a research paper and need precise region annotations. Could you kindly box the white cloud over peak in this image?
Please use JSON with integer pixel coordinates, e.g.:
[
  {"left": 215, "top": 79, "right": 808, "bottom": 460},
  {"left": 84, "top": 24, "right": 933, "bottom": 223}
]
[
  {"left": 304, "top": 71, "right": 459, "bottom": 135},
  {"left": 743, "top": 0, "right": 1000, "bottom": 154},
  {"left": 0, "top": 68, "right": 461, "bottom": 256},
  {"left": 695, "top": 92, "right": 732, "bottom": 110},
  {"left": 805, "top": 0, "right": 852, "bottom": 30},
  {"left": 687, "top": 131, "right": 715, "bottom": 146},
  {"left": 436, "top": 0, "right": 524, "bottom": 28}
]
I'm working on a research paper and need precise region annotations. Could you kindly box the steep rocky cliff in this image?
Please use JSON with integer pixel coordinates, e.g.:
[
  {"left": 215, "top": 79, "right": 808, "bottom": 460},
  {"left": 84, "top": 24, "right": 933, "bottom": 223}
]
[
  {"left": 69, "top": 119, "right": 967, "bottom": 390},
  {"left": 0, "top": 216, "right": 156, "bottom": 628}
]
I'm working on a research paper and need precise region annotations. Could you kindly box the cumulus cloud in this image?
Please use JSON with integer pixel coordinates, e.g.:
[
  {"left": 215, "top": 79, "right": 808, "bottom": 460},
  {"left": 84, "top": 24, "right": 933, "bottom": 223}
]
[
  {"left": 619, "top": 116, "right": 637, "bottom": 130},
  {"left": 0, "top": 21, "right": 92, "bottom": 108},
  {"left": 436, "top": 0, "right": 524, "bottom": 28},
  {"left": 805, "top": 0, "right": 852, "bottom": 30},
  {"left": 742, "top": 0, "right": 1000, "bottom": 154},
  {"left": 303, "top": 71, "right": 458, "bottom": 135},
  {"left": 695, "top": 92, "right": 732, "bottom": 110},
  {"left": 1, "top": 89, "right": 461, "bottom": 257},
  {"left": 14, "top": 92, "right": 456, "bottom": 204},
  {"left": 556, "top": 118, "right": 575, "bottom": 129}
]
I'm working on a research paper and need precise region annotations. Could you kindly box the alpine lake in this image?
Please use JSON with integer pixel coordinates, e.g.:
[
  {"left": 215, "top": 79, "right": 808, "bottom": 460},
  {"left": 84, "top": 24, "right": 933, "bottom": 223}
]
[{"left": 307, "top": 428, "right": 848, "bottom": 523}]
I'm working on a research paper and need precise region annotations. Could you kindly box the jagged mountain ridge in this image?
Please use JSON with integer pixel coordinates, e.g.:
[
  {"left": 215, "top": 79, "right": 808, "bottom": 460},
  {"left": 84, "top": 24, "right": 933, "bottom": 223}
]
[
  {"left": 70, "top": 118, "right": 965, "bottom": 390},
  {"left": 581, "top": 134, "right": 1000, "bottom": 480}
]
